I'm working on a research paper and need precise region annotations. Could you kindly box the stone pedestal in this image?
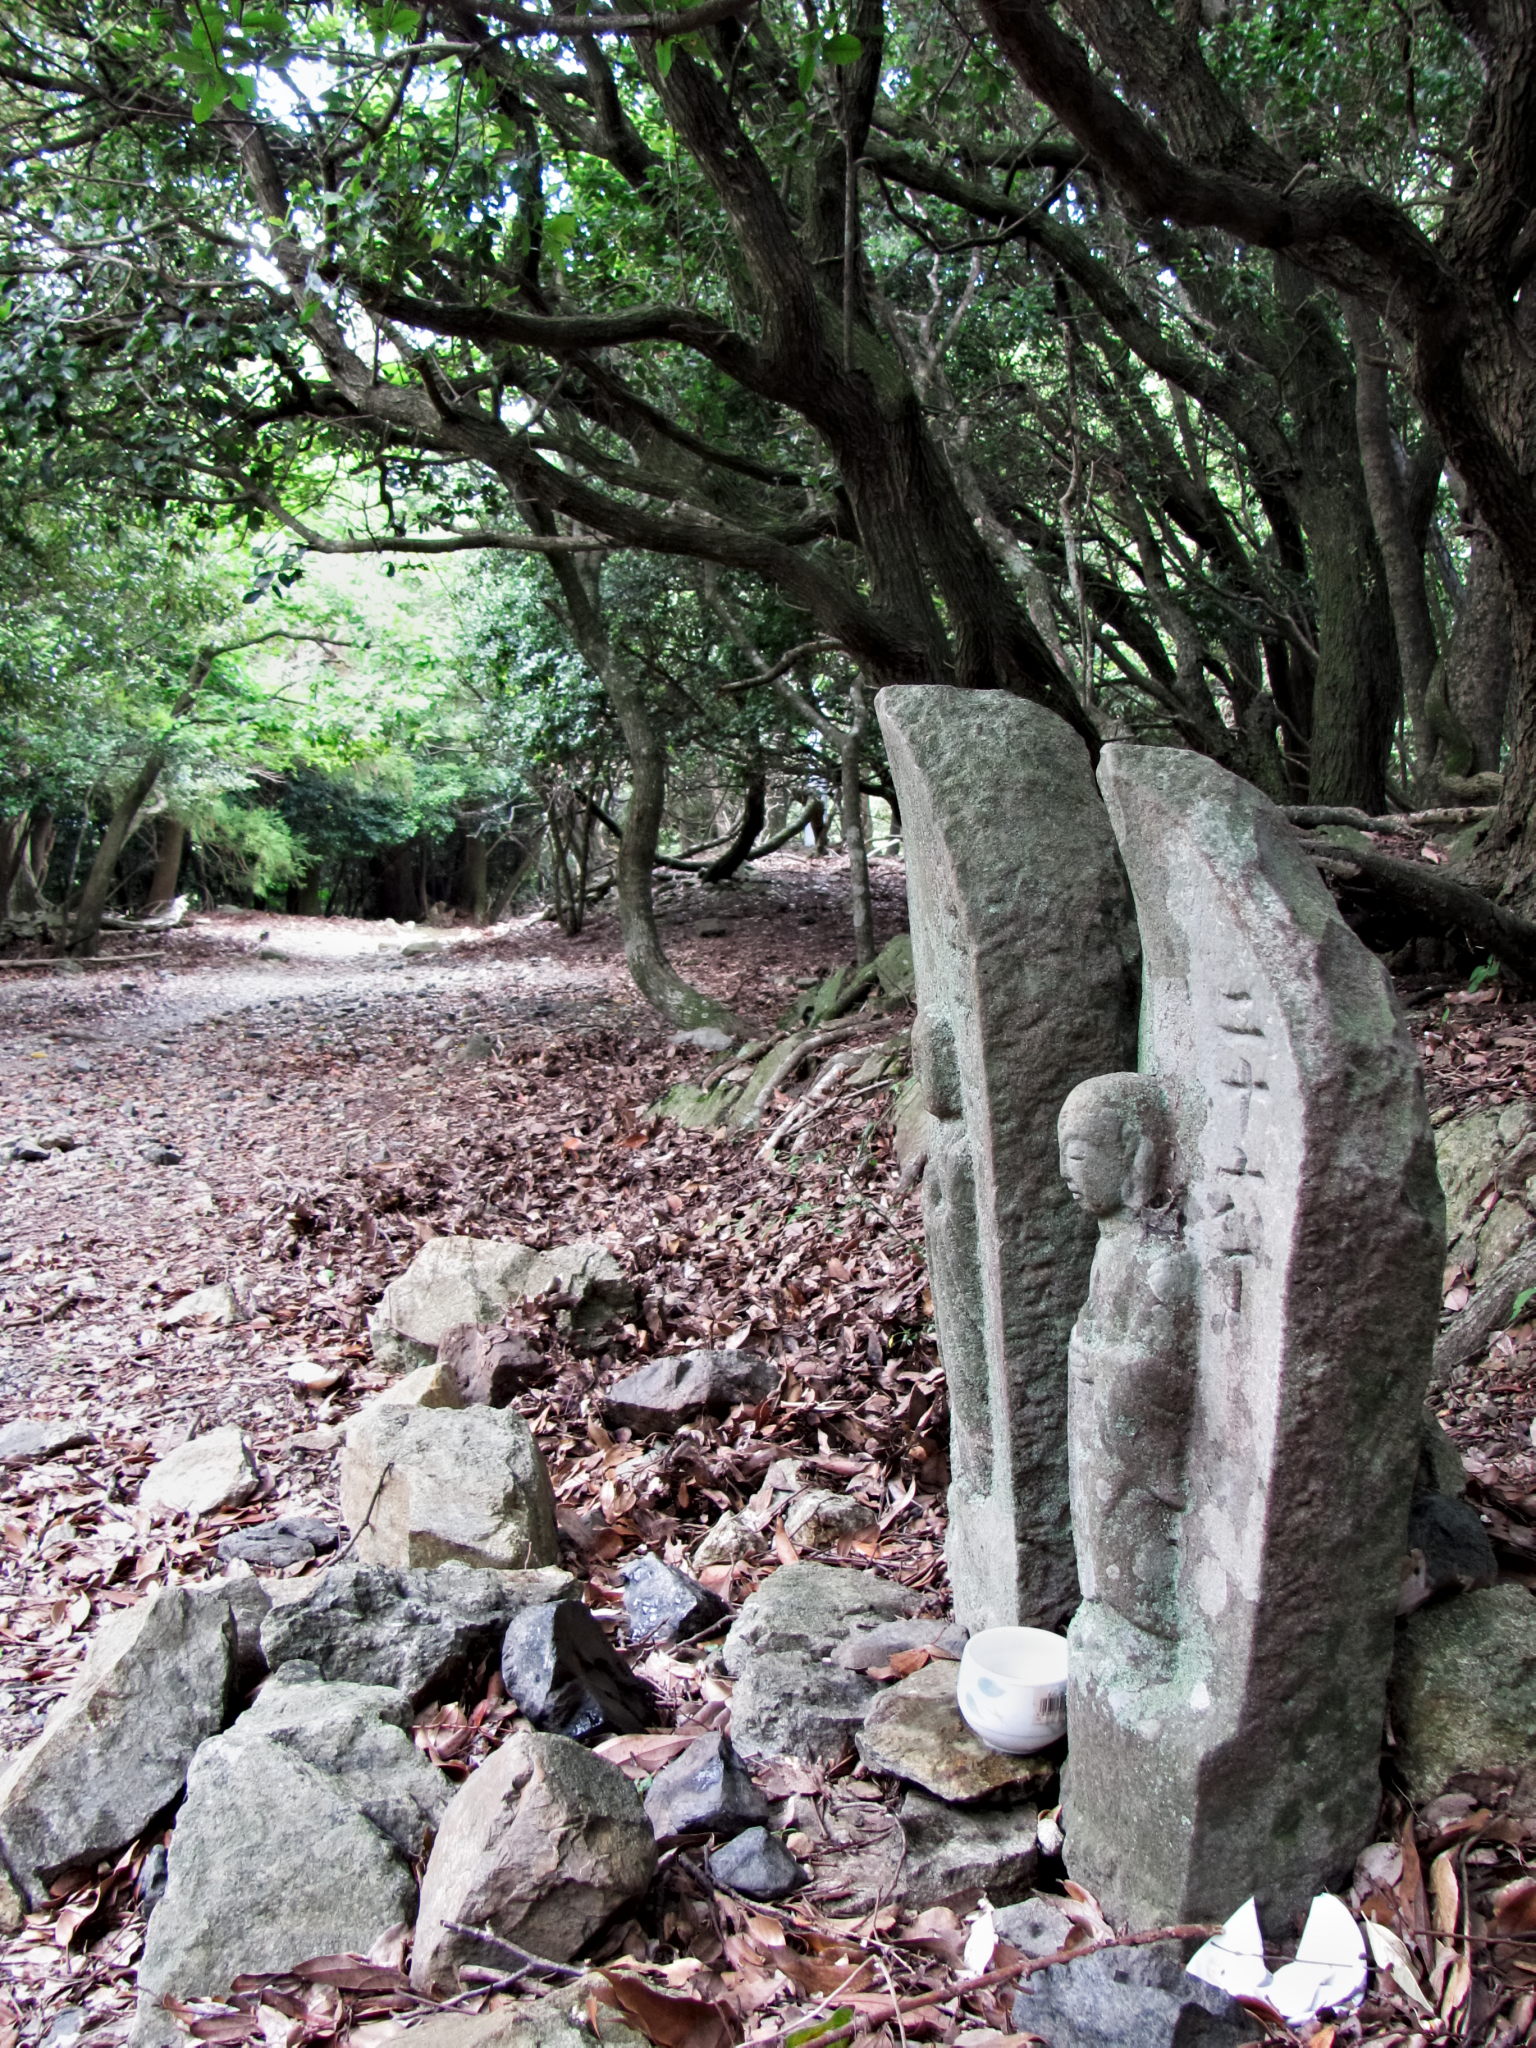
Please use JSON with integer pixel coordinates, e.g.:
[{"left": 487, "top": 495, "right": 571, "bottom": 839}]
[
  {"left": 877, "top": 687, "right": 1137, "bottom": 1629},
  {"left": 1065, "top": 745, "right": 1444, "bottom": 1926}
]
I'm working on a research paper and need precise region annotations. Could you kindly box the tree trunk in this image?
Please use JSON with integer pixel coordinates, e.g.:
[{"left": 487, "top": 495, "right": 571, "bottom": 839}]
[
  {"left": 0, "top": 812, "right": 29, "bottom": 913},
  {"left": 1343, "top": 298, "right": 1439, "bottom": 781},
  {"left": 838, "top": 708, "right": 876, "bottom": 966},
  {"left": 1278, "top": 268, "right": 1401, "bottom": 809},
  {"left": 605, "top": 661, "right": 748, "bottom": 1033},
  {"left": 69, "top": 753, "right": 167, "bottom": 955},
  {"left": 459, "top": 833, "right": 491, "bottom": 923},
  {"left": 1437, "top": 534, "right": 1511, "bottom": 778},
  {"left": 290, "top": 867, "right": 325, "bottom": 915},
  {"left": 144, "top": 817, "right": 186, "bottom": 914},
  {"left": 700, "top": 772, "right": 767, "bottom": 883}
]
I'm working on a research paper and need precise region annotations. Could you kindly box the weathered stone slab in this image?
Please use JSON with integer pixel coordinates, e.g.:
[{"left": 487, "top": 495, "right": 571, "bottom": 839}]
[
  {"left": 0, "top": 1585, "right": 235, "bottom": 1905},
  {"left": 855, "top": 1661, "right": 1051, "bottom": 1803},
  {"left": 140, "top": 1427, "right": 261, "bottom": 1518},
  {"left": 411, "top": 1732, "right": 656, "bottom": 1992},
  {"left": 1062, "top": 745, "right": 1444, "bottom": 1927},
  {"left": 877, "top": 686, "right": 1138, "bottom": 1630}
]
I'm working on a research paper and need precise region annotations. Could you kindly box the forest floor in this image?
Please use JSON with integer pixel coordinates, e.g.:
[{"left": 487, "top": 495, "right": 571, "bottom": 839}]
[{"left": 1, "top": 852, "right": 1534, "bottom": 2048}]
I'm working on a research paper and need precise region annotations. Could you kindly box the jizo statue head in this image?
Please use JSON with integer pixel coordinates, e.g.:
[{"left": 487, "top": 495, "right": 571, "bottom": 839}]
[{"left": 1058, "top": 1073, "right": 1171, "bottom": 1220}]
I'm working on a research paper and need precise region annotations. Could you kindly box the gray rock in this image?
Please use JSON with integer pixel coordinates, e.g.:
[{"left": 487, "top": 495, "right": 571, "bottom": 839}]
[
  {"left": 440, "top": 1323, "right": 544, "bottom": 1407},
  {"left": 873, "top": 933, "right": 916, "bottom": 1002},
  {"left": 0, "top": 1585, "right": 235, "bottom": 1906},
  {"left": 367, "top": 1991, "right": 645, "bottom": 2048},
  {"left": 897, "top": 1789, "right": 1041, "bottom": 1912},
  {"left": 728, "top": 1650, "right": 874, "bottom": 1766},
  {"left": 369, "top": 1237, "right": 632, "bottom": 1371},
  {"left": 0, "top": 1418, "right": 94, "bottom": 1464},
  {"left": 500, "top": 1601, "right": 655, "bottom": 1742},
  {"left": 340, "top": 1401, "right": 558, "bottom": 1571},
  {"left": 831, "top": 1620, "right": 965, "bottom": 1670},
  {"left": 261, "top": 1561, "right": 574, "bottom": 1704},
  {"left": 671, "top": 1027, "right": 737, "bottom": 1052},
  {"left": 369, "top": 1237, "right": 544, "bottom": 1371},
  {"left": 136, "top": 1733, "right": 417, "bottom": 2004},
  {"left": 857, "top": 1661, "right": 1053, "bottom": 1802},
  {"left": 604, "top": 1350, "right": 776, "bottom": 1433},
  {"left": 1399, "top": 1493, "right": 1499, "bottom": 1614},
  {"left": 1012, "top": 1940, "right": 1249, "bottom": 2048},
  {"left": 693, "top": 1512, "right": 764, "bottom": 1568},
  {"left": 140, "top": 1427, "right": 261, "bottom": 1519},
  {"left": 217, "top": 1514, "right": 340, "bottom": 1570},
  {"left": 1058, "top": 743, "right": 1444, "bottom": 1927},
  {"left": 162, "top": 1284, "right": 241, "bottom": 1328},
  {"left": 708, "top": 1827, "right": 805, "bottom": 1900},
  {"left": 235, "top": 1664, "right": 450, "bottom": 1856},
  {"left": 1391, "top": 1584, "right": 1536, "bottom": 1803},
  {"left": 877, "top": 686, "right": 1139, "bottom": 1633},
  {"left": 723, "top": 1563, "right": 918, "bottom": 1671},
  {"left": 782, "top": 1489, "right": 878, "bottom": 1548},
  {"left": 139, "top": 1143, "right": 182, "bottom": 1166},
  {"left": 411, "top": 1731, "right": 657, "bottom": 1993},
  {"left": 994, "top": 1894, "right": 1075, "bottom": 1957},
  {"left": 622, "top": 1554, "right": 730, "bottom": 1645},
  {"left": 642, "top": 1733, "right": 768, "bottom": 1840}
]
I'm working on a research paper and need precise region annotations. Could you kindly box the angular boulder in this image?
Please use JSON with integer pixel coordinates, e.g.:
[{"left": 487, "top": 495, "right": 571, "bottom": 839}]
[
  {"left": 261, "top": 1561, "right": 574, "bottom": 1704},
  {"left": 411, "top": 1732, "right": 657, "bottom": 1993},
  {"left": 722, "top": 1563, "right": 918, "bottom": 1670},
  {"left": 340, "top": 1403, "right": 558, "bottom": 1571},
  {"left": 368, "top": 1237, "right": 632, "bottom": 1371},
  {"left": 140, "top": 1427, "right": 261, "bottom": 1519},
  {"left": 368, "top": 1238, "right": 545, "bottom": 1371},
  {"left": 728, "top": 1650, "right": 875, "bottom": 1767},
  {"left": 708, "top": 1827, "right": 805, "bottom": 1900},
  {"left": 603, "top": 1351, "right": 776, "bottom": 1434},
  {"left": 500, "top": 1601, "right": 655, "bottom": 1742},
  {"left": 0, "top": 1418, "right": 93, "bottom": 1464},
  {"left": 136, "top": 1734, "right": 417, "bottom": 2006},
  {"left": 1391, "top": 1584, "right": 1536, "bottom": 1802},
  {"left": 621, "top": 1554, "right": 729, "bottom": 1645},
  {"left": 236, "top": 1664, "right": 451, "bottom": 1856},
  {"left": 642, "top": 1732, "right": 768, "bottom": 1840},
  {"left": 0, "top": 1584, "right": 235, "bottom": 1906}
]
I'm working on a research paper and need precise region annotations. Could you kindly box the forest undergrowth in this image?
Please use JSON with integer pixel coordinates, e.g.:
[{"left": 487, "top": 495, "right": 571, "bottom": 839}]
[{"left": 1, "top": 854, "right": 1534, "bottom": 2048}]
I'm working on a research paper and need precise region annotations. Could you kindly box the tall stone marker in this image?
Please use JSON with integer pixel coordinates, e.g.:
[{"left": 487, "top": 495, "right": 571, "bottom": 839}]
[
  {"left": 1063, "top": 745, "right": 1444, "bottom": 1927},
  {"left": 877, "top": 686, "right": 1137, "bottom": 1630}
]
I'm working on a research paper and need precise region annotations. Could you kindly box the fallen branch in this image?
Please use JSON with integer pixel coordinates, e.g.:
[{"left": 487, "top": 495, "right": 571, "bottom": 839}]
[
  {"left": 1285, "top": 805, "right": 1494, "bottom": 834},
  {"left": 441, "top": 1921, "right": 584, "bottom": 1980},
  {"left": 0, "top": 950, "right": 165, "bottom": 970},
  {"left": 1296, "top": 833, "right": 1536, "bottom": 984},
  {"left": 746, "top": 1924, "right": 1220, "bottom": 2048},
  {"left": 1436, "top": 1241, "right": 1536, "bottom": 1378}
]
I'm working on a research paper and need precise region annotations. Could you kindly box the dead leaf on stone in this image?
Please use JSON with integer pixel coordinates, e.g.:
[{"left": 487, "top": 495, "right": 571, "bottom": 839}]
[{"left": 599, "top": 1967, "right": 738, "bottom": 2048}]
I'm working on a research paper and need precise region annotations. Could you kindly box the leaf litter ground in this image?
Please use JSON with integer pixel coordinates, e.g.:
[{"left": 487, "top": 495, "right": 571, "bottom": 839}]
[{"left": 0, "top": 852, "right": 1532, "bottom": 2048}]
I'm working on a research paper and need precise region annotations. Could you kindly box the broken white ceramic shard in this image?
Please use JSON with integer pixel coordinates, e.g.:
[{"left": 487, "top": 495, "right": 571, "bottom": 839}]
[
  {"left": 1185, "top": 1896, "right": 1268, "bottom": 1999},
  {"left": 1264, "top": 1893, "right": 1366, "bottom": 2023},
  {"left": 1187, "top": 1894, "right": 1366, "bottom": 2025},
  {"left": 963, "top": 1905, "right": 997, "bottom": 1975}
]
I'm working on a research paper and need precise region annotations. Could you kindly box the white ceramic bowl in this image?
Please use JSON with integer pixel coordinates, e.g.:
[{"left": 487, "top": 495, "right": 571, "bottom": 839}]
[{"left": 956, "top": 1626, "right": 1069, "bottom": 1754}]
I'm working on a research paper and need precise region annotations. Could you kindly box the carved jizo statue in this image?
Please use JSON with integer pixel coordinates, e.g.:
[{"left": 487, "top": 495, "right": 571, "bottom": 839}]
[{"left": 1058, "top": 1075, "right": 1193, "bottom": 1643}]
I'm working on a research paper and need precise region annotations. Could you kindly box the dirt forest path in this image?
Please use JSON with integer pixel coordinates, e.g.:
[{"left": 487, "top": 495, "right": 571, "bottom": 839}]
[{"left": 0, "top": 854, "right": 933, "bottom": 1737}]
